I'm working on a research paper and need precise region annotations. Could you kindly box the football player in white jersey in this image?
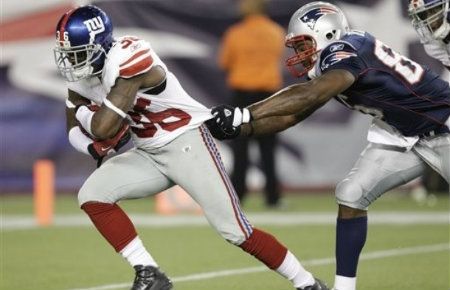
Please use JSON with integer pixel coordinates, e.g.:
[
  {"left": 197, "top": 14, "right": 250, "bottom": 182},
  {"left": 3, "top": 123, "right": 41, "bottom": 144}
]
[
  {"left": 53, "top": 5, "right": 328, "bottom": 290},
  {"left": 409, "top": 0, "right": 450, "bottom": 69}
]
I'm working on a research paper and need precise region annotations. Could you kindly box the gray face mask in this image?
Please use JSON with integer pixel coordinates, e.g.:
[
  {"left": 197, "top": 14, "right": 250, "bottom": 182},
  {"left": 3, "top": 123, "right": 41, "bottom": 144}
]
[
  {"left": 409, "top": 0, "right": 450, "bottom": 42},
  {"left": 54, "top": 43, "right": 105, "bottom": 82}
]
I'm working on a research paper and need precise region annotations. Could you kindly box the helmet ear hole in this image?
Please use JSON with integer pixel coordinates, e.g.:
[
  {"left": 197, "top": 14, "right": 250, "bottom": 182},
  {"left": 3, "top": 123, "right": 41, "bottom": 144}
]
[{"left": 326, "top": 30, "right": 336, "bottom": 40}]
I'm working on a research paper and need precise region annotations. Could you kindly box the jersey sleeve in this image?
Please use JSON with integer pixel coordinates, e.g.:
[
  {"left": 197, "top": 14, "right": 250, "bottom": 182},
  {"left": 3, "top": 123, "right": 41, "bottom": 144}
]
[
  {"left": 102, "top": 36, "right": 158, "bottom": 92},
  {"left": 319, "top": 41, "right": 366, "bottom": 79}
]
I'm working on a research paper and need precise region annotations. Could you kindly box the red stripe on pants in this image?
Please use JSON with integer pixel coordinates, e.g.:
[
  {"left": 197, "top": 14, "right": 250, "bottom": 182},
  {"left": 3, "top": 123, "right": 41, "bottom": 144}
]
[
  {"left": 239, "top": 228, "right": 288, "bottom": 269},
  {"left": 81, "top": 202, "right": 137, "bottom": 252}
]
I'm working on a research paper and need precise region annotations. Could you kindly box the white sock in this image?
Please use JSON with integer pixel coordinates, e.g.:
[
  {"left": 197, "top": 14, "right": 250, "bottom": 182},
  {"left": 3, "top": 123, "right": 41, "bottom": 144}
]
[
  {"left": 120, "top": 237, "right": 158, "bottom": 267},
  {"left": 334, "top": 275, "right": 356, "bottom": 290},
  {"left": 276, "top": 251, "right": 315, "bottom": 289}
]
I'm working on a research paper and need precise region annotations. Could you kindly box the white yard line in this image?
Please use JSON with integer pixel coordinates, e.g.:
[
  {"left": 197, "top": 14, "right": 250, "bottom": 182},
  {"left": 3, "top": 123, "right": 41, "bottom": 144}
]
[
  {"left": 2, "top": 212, "right": 449, "bottom": 231},
  {"left": 67, "top": 243, "right": 450, "bottom": 290}
]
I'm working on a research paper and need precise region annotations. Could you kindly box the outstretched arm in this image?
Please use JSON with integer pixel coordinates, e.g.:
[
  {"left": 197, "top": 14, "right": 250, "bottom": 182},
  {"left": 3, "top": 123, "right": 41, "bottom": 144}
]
[{"left": 241, "top": 69, "right": 355, "bottom": 136}]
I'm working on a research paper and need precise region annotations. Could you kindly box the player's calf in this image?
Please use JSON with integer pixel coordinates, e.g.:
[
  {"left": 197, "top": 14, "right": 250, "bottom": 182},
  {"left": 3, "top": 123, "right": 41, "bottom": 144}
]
[{"left": 239, "top": 228, "right": 322, "bottom": 289}]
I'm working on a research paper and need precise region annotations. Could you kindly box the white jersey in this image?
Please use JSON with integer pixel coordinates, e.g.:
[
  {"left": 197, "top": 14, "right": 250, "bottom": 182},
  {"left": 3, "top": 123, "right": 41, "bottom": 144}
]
[
  {"left": 68, "top": 36, "right": 212, "bottom": 149},
  {"left": 423, "top": 39, "right": 450, "bottom": 68}
]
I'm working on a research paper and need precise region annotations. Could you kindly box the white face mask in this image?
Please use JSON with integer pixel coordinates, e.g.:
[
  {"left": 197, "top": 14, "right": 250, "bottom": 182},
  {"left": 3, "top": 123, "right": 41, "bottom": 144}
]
[
  {"left": 68, "top": 65, "right": 95, "bottom": 82},
  {"left": 53, "top": 43, "right": 104, "bottom": 82}
]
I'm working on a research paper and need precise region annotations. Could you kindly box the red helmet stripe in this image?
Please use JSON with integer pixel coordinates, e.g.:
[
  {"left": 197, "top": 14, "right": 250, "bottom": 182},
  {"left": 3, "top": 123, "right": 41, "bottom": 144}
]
[
  {"left": 320, "top": 7, "right": 337, "bottom": 14},
  {"left": 58, "top": 8, "right": 75, "bottom": 42}
]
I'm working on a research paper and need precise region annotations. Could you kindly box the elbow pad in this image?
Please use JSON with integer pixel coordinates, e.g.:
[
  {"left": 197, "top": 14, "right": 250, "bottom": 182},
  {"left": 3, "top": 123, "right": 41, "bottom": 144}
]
[{"left": 68, "top": 126, "right": 93, "bottom": 155}]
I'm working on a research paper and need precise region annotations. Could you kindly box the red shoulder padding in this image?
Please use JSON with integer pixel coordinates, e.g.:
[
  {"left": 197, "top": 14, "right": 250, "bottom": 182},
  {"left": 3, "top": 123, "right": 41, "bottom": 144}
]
[{"left": 119, "top": 49, "right": 153, "bottom": 78}]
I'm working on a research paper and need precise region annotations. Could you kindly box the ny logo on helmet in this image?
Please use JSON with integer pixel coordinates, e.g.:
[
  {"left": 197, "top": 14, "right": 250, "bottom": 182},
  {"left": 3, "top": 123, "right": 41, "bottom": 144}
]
[{"left": 83, "top": 16, "right": 105, "bottom": 43}]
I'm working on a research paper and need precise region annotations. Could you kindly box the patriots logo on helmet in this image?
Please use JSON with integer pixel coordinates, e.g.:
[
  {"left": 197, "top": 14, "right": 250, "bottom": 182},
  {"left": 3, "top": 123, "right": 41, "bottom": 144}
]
[{"left": 300, "top": 7, "right": 338, "bottom": 30}]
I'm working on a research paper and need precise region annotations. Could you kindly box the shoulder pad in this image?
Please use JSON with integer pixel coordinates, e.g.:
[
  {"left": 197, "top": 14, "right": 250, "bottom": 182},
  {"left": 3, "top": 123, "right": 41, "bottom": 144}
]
[
  {"left": 319, "top": 41, "right": 358, "bottom": 72},
  {"left": 102, "top": 36, "right": 155, "bottom": 91}
]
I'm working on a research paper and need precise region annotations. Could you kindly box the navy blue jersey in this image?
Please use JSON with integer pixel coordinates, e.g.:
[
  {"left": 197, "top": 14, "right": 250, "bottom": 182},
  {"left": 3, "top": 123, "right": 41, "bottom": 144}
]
[{"left": 318, "top": 30, "right": 450, "bottom": 137}]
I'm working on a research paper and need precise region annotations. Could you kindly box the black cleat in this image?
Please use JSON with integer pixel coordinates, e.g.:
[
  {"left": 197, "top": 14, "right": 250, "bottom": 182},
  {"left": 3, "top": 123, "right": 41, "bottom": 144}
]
[
  {"left": 131, "top": 265, "right": 173, "bottom": 290},
  {"left": 297, "top": 278, "right": 329, "bottom": 290}
]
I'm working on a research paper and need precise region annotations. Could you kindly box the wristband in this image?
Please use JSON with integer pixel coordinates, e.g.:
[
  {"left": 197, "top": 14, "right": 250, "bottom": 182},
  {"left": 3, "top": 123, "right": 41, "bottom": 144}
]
[
  {"left": 65, "top": 99, "right": 76, "bottom": 109},
  {"left": 104, "top": 99, "right": 127, "bottom": 118},
  {"left": 75, "top": 105, "right": 95, "bottom": 136},
  {"left": 242, "top": 108, "right": 252, "bottom": 123},
  {"left": 68, "top": 126, "right": 93, "bottom": 155}
]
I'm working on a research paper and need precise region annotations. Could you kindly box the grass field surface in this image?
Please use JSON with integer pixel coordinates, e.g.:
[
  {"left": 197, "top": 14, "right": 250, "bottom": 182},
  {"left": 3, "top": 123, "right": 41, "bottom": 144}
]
[{"left": 1, "top": 192, "right": 449, "bottom": 290}]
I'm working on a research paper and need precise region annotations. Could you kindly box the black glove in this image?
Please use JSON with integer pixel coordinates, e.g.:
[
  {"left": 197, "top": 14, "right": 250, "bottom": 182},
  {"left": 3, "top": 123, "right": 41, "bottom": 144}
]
[
  {"left": 205, "top": 118, "right": 241, "bottom": 140},
  {"left": 210, "top": 105, "right": 252, "bottom": 128},
  {"left": 205, "top": 104, "right": 251, "bottom": 140}
]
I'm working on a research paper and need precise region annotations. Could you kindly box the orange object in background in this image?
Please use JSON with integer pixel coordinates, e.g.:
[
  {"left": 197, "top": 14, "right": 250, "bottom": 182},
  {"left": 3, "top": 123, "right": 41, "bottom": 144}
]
[
  {"left": 155, "top": 186, "right": 202, "bottom": 215},
  {"left": 33, "top": 160, "right": 55, "bottom": 226}
]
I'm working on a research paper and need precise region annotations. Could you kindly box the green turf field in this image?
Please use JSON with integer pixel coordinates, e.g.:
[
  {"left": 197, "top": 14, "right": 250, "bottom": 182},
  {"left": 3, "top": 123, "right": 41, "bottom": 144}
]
[{"left": 1, "top": 192, "right": 449, "bottom": 290}]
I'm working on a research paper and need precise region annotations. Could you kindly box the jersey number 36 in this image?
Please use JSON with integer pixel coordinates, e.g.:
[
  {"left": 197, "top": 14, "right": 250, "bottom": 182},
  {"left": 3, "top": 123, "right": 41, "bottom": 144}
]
[{"left": 130, "top": 98, "right": 192, "bottom": 138}]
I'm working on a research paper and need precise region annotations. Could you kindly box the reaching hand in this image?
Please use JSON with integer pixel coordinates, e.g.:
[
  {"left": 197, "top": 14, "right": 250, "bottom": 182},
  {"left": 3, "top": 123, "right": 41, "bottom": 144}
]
[
  {"left": 210, "top": 105, "right": 252, "bottom": 128},
  {"left": 205, "top": 118, "right": 241, "bottom": 140},
  {"left": 205, "top": 105, "right": 252, "bottom": 140}
]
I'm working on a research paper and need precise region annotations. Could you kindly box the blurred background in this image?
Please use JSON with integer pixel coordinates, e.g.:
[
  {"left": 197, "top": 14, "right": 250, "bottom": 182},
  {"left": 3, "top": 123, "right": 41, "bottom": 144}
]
[
  {"left": 2, "top": 2, "right": 449, "bottom": 290},
  {"left": 1, "top": 0, "right": 447, "bottom": 193}
]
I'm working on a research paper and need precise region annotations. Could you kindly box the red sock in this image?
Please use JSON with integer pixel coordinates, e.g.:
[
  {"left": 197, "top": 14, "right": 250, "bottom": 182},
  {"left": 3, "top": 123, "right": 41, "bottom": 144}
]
[
  {"left": 239, "top": 228, "right": 288, "bottom": 269},
  {"left": 81, "top": 202, "right": 137, "bottom": 252}
]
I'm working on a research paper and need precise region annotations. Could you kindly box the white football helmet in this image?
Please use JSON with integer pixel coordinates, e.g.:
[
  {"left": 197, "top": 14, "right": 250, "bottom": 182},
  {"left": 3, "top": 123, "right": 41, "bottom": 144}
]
[
  {"left": 285, "top": 1, "right": 350, "bottom": 77},
  {"left": 408, "top": 0, "right": 450, "bottom": 42}
]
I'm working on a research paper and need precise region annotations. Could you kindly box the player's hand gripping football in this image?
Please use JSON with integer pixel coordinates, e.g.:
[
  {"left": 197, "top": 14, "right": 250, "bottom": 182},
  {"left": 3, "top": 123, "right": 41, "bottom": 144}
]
[
  {"left": 205, "top": 104, "right": 252, "bottom": 140},
  {"left": 75, "top": 104, "right": 131, "bottom": 161},
  {"left": 87, "top": 123, "right": 131, "bottom": 160}
]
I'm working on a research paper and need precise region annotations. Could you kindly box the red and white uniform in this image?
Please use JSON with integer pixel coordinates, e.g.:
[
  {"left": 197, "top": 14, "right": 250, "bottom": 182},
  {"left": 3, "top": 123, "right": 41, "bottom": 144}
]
[
  {"left": 74, "top": 36, "right": 254, "bottom": 247},
  {"left": 69, "top": 36, "right": 212, "bottom": 149}
]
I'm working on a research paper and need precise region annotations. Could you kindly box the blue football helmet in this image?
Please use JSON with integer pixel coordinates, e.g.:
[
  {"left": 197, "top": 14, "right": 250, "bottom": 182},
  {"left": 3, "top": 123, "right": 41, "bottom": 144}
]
[
  {"left": 408, "top": 0, "right": 450, "bottom": 41},
  {"left": 53, "top": 5, "right": 113, "bottom": 82}
]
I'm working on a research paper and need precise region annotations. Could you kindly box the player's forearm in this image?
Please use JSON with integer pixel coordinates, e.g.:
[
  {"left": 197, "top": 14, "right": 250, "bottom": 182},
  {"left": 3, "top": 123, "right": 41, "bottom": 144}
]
[
  {"left": 88, "top": 79, "right": 137, "bottom": 139},
  {"left": 66, "top": 107, "right": 79, "bottom": 134},
  {"left": 66, "top": 90, "right": 91, "bottom": 134},
  {"left": 241, "top": 114, "right": 299, "bottom": 136},
  {"left": 241, "top": 103, "right": 322, "bottom": 137},
  {"left": 248, "top": 83, "right": 324, "bottom": 121},
  {"left": 90, "top": 110, "right": 125, "bottom": 139}
]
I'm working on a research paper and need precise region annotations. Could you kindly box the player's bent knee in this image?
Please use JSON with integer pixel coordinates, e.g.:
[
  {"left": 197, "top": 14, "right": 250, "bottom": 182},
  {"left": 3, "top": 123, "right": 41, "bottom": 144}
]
[
  {"left": 78, "top": 182, "right": 115, "bottom": 207},
  {"left": 335, "top": 179, "right": 369, "bottom": 209},
  {"left": 221, "top": 230, "right": 247, "bottom": 245}
]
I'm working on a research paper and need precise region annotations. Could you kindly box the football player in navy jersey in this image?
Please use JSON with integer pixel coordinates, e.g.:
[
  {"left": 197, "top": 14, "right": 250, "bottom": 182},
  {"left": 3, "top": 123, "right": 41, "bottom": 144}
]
[{"left": 206, "top": 1, "right": 450, "bottom": 290}]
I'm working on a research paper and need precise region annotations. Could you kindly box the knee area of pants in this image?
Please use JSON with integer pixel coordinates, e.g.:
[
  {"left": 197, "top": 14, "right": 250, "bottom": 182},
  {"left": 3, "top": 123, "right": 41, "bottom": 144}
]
[
  {"left": 221, "top": 231, "right": 246, "bottom": 246},
  {"left": 78, "top": 185, "right": 111, "bottom": 206},
  {"left": 335, "top": 180, "right": 364, "bottom": 205}
]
